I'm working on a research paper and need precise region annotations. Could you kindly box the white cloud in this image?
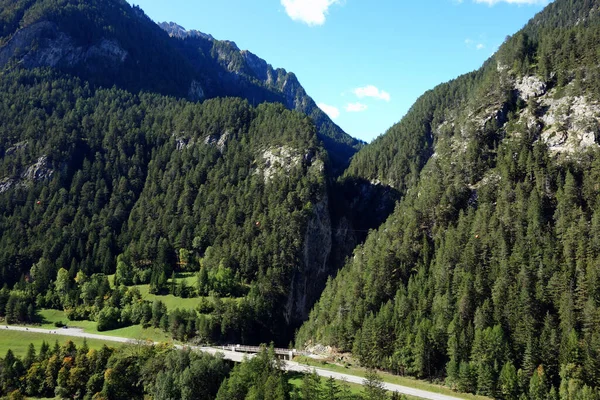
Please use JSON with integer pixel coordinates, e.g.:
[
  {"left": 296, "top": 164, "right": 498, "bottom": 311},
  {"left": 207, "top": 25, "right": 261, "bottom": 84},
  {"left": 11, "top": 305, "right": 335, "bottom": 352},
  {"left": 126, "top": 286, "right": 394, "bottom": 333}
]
[
  {"left": 353, "top": 85, "right": 391, "bottom": 102},
  {"left": 318, "top": 103, "right": 340, "bottom": 119},
  {"left": 345, "top": 102, "right": 368, "bottom": 112},
  {"left": 465, "top": 38, "right": 486, "bottom": 50},
  {"left": 473, "top": 0, "right": 548, "bottom": 5},
  {"left": 281, "top": 0, "right": 341, "bottom": 26}
]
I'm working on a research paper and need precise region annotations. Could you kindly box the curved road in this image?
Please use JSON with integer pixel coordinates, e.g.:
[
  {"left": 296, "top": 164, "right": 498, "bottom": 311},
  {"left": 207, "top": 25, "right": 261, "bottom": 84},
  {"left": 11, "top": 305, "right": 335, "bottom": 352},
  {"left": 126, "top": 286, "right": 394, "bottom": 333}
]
[{"left": 1, "top": 325, "right": 464, "bottom": 400}]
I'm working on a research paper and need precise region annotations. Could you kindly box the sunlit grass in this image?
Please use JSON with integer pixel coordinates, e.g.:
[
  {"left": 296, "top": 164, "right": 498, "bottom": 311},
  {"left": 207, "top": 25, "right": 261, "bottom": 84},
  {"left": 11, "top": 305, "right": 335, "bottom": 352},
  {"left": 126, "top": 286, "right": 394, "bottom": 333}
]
[
  {"left": 36, "top": 309, "right": 171, "bottom": 342},
  {"left": 0, "top": 330, "right": 116, "bottom": 357}
]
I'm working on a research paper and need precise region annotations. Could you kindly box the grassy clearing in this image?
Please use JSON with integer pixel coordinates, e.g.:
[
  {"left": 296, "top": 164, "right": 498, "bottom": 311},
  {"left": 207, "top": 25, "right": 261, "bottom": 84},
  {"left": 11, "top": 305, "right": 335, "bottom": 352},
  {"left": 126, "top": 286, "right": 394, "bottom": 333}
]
[
  {"left": 132, "top": 282, "right": 243, "bottom": 311},
  {"left": 131, "top": 283, "right": 206, "bottom": 311},
  {"left": 0, "top": 330, "right": 117, "bottom": 357},
  {"left": 174, "top": 272, "right": 198, "bottom": 286},
  {"left": 37, "top": 309, "right": 171, "bottom": 342},
  {"left": 108, "top": 273, "right": 244, "bottom": 312},
  {"left": 294, "top": 356, "right": 491, "bottom": 400}
]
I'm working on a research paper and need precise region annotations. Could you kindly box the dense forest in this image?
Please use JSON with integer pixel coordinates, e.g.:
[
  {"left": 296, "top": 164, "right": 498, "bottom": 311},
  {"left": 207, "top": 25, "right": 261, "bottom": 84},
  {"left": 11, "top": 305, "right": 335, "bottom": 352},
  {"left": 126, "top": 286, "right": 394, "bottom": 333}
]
[
  {"left": 0, "top": 340, "right": 396, "bottom": 400},
  {"left": 298, "top": 0, "right": 600, "bottom": 398},
  {"left": 2, "top": 0, "right": 600, "bottom": 398},
  {"left": 0, "top": 66, "right": 333, "bottom": 344}
]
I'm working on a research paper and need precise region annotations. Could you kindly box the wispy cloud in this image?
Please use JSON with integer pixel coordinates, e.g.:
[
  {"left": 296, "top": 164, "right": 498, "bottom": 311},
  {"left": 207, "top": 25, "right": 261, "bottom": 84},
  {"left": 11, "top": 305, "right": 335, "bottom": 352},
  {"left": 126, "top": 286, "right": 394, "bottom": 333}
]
[
  {"left": 353, "top": 85, "right": 391, "bottom": 102},
  {"left": 465, "top": 38, "right": 486, "bottom": 50},
  {"left": 281, "top": 0, "right": 341, "bottom": 26},
  {"left": 345, "top": 102, "right": 368, "bottom": 112},
  {"left": 318, "top": 103, "right": 340, "bottom": 119}
]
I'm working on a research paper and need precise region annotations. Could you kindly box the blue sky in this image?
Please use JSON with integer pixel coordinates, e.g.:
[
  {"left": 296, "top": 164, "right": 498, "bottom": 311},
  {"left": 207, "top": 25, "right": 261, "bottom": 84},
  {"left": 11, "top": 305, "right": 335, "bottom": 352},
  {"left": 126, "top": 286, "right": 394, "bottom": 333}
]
[{"left": 129, "top": 0, "right": 550, "bottom": 142}]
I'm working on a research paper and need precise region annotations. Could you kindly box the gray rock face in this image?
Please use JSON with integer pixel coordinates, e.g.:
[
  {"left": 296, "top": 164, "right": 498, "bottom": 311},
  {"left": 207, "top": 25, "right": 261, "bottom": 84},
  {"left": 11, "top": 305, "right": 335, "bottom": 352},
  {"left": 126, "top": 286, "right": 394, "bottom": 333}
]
[
  {"left": 0, "top": 21, "right": 128, "bottom": 71},
  {"left": 5, "top": 141, "right": 28, "bottom": 156},
  {"left": 241, "top": 50, "right": 270, "bottom": 83},
  {"left": 188, "top": 80, "right": 205, "bottom": 101},
  {"left": 504, "top": 76, "right": 600, "bottom": 155},
  {"left": 159, "top": 22, "right": 214, "bottom": 41},
  {"left": 22, "top": 155, "right": 54, "bottom": 181},
  {"left": 204, "top": 131, "right": 230, "bottom": 153},
  {"left": 0, "top": 155, "right": 54, "bottom": 194},
  {"left": 285, "top": 191, "right": 333, "bottom": 322},
  {"left": 538, "top": 94, "right": 600, "bottom": 153},
  {"left": 515, "top": 75, "right": 547, "bottom": 101},
  {"left": 0, "top": 178, "right": 14, "bottom": 195}
]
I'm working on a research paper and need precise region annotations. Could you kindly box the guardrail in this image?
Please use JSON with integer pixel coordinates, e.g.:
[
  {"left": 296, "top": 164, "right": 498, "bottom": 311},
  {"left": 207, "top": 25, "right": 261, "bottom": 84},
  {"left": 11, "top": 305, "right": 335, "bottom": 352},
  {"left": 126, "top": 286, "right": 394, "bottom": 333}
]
[{"left": 220, "top": 344, "right": 306, "bottom": 360}]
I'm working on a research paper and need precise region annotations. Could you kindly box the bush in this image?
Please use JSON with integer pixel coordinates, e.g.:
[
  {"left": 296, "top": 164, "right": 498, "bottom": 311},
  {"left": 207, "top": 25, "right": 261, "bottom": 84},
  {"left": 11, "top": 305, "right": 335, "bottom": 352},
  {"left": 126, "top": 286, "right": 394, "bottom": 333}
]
[{"left": 97, "top": 306, "right": 121, "bottom": 331}]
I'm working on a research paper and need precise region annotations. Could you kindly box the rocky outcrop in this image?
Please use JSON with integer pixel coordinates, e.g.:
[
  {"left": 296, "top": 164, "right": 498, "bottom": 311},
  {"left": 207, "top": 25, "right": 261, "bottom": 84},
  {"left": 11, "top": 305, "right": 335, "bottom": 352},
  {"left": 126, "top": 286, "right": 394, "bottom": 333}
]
[
  {"left": 515, "top": 75, "right": 547, "bottom": 101},
  {"left": 241, "top": 50, "right": 271, "bottom": 83},
  {"left": 204, "top": 131, "right": 230, "bottom": 153},
  {"left": 22, "top": 155, "right": 54, "bottom": 181},
  {"left": 285, "top": 190, "right": 333, "bottom": 322},
  {"left": 0, "top": 155, "right": 54, "bottom": 194},
  {"left": 507, "top": 76, "right": 600, "bottom": 154},
  {"left": 159, "top": 22, "right": 214, "bottom": 41},
  {"left": 0, "top": 21, "right": 127, "bottom": 71},
  {"left": 188, "top": 80, "right": 205, "bottom": 101},
  {"left": 256, "top": 146, "right": 302, "bottom": 183},
  {"left": 0, "top": 178, "right": 14, "bottom": 195},
  {"left": 538, "top": 94, "right": 600, "bottom": 153},
  {"left": 4, "top": 141, "right": 28, "bottom": 156}
]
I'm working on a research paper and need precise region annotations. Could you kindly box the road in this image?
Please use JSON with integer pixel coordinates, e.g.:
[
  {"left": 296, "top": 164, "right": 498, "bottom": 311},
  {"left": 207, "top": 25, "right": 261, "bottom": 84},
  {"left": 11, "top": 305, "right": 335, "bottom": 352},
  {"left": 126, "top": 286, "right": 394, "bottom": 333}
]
[{"left": 1, "top": 325, "right": 464, "bottom": 400}]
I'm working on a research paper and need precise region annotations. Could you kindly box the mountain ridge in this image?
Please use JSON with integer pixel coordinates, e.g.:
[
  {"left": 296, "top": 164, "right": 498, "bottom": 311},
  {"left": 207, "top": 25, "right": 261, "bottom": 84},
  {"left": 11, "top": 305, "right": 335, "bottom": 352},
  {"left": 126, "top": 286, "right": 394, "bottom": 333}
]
[
  {"left": 0, "top": 0, "right": 362, "bottom": 170},
  {"left": 298, "top": 0, "right": 600, "bottom": 398}
]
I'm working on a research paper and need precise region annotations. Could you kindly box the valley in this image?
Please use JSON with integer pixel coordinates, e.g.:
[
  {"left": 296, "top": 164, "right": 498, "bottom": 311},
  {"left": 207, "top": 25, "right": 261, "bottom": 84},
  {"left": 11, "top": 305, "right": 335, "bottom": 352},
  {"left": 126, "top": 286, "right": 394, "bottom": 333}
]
[{"left": 1, "top": 0, "right": 600, "bottom": 398}]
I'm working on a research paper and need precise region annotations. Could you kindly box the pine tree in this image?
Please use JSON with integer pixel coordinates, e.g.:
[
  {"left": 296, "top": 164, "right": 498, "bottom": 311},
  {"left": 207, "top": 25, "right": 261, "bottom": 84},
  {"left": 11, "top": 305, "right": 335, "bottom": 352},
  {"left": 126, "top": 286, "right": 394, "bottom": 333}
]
[
  {"left": 363, "top": 369, "right": 387, "bottom": 400},
  {"left": 499, "top": 362, "right": 518, "bottom": 400},
  {"left": 301, "top": 370, "right": 322, "bottom": 400},
  {"left": 22, "top": 344, "right": 36, "bottom": 370},
  {"left": 324, "top": 376, "right": 339, "bottom": 400}
]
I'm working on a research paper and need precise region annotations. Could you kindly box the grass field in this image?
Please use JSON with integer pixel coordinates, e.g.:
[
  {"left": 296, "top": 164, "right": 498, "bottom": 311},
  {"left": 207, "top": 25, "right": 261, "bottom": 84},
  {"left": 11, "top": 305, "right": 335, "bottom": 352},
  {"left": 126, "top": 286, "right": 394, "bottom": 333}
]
[
  {"left": 107, "top": 272, "right": 245, "bottom": 312},
  {"left": 131, "top": 283, "right": 207, "bottom": 311},
  {"left": 0, "top": 330, "right": 118, "bottom": 357},
  {"left": 37, "top": 309, "right": 171, "bottom": 342},
  {"left": 293, "top": 356, "right": 491, "bottom": 400}
]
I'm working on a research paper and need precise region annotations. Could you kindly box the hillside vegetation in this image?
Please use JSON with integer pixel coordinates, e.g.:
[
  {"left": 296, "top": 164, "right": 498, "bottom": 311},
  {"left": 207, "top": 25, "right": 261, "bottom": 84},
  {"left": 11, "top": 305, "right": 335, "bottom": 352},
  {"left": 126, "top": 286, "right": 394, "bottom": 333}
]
[
  {"left": 0, "top": 66, "right": 329, "bottom": 344},
  {"left": 298, "top": 0, "right": 600, "bottom": 398},
  {"left": 0, "top": 340, "right": 383, "bottom": 400}
]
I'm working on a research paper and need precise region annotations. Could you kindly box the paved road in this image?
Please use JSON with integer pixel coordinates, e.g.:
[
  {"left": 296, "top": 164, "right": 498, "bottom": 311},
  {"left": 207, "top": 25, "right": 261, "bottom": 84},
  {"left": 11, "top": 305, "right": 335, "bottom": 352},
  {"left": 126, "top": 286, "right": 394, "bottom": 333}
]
[{"left": 1, "top": 325, "right": 464, "bottom": 400}]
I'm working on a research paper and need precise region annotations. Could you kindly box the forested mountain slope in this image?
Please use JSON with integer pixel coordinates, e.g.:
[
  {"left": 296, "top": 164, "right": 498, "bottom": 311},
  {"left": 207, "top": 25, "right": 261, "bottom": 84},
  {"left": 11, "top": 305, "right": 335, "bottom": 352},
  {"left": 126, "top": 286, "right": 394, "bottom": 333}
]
[
  {"left": 159, "top": 22, "right": 364, "bottom": 169},
  {"left": 0, "top": 66, "right": 335, "bottom": 344},
  {"left": 298, "top": 0, "right": 600, "bottom": 398},
  {"left": 0, "top": 0, "right": 361, "bottom": 169}
]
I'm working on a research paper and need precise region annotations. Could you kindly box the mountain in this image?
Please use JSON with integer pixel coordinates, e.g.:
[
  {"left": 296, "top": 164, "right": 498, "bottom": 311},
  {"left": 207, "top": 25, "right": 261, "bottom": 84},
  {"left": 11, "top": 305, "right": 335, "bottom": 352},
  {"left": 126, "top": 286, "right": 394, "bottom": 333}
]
[
  {"left": 298, "top": 0, "right": 600, "bottom": 398},
  {"left": 0, "top": 0, "right": 370, "bottom": 345},
  {"left": 0, "top": 0, "right": 361, "bottom": 170},
  {"left": 157, "top": 21, "right": 363, "bottom": 170},
  {"left": 0, "top": 66, "right": 338, "bottom": 343}
]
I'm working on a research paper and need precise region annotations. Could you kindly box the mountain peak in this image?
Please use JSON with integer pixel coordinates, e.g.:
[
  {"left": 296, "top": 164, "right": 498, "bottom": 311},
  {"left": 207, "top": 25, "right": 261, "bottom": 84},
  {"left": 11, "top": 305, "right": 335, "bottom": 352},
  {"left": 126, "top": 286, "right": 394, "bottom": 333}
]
[{"left": 158, "top": 21, "right": 214, "bottom": 41}]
